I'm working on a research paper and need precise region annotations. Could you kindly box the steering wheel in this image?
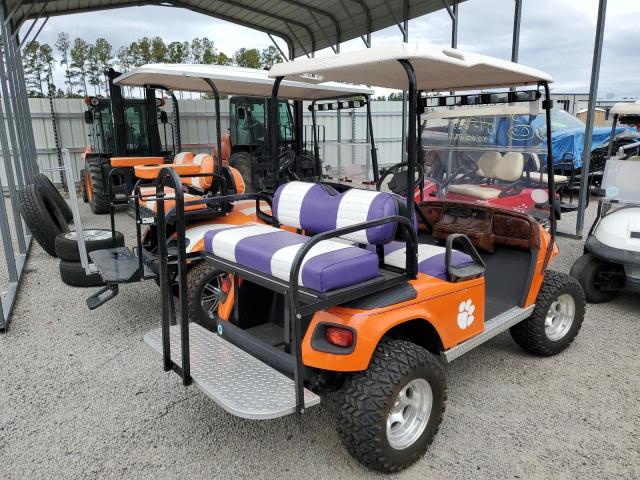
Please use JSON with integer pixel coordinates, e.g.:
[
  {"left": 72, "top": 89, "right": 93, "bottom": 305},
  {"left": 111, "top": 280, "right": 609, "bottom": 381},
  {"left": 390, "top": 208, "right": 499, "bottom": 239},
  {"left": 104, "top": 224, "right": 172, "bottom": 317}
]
[
  {"left": 376, "top": 162, "right": 425, "bottom": 196},
  {"left": 276, "top": 150, "right": 299, "bottom": 183}
]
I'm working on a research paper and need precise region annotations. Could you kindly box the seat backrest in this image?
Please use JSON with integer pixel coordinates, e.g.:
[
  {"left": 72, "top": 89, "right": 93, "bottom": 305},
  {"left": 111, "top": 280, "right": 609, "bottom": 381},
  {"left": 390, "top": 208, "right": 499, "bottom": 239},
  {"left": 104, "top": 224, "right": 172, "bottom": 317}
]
[
  {"left": 181, "top": 154, "right": 214, "bottom": 190},
  {"left": 477, "top": 151, "right": 502, "bottom": 179},
  {"left": 272, "top": 181, "right": 400, "bottom": 245},
  {"left": 494, "top": 152, "right": 524, "bottom": 182},
  {"left": 173, "top": 151, "right": 195, "bottom": 165},
  {"left": 213, "top": 133, "right": 232, "bottom": 166}
]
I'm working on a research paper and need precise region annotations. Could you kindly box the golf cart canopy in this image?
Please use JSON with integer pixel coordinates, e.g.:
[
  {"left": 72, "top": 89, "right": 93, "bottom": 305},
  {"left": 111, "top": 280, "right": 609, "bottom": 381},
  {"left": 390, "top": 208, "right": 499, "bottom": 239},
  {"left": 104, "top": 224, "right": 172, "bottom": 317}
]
[
  {"left": 114, "top": 64, "right": 373, "bottom": 100},
  {"left": 269, "top": 43, "right": 553, "bottom": 91},
  {"left": 610, "top": 101, "right": 640, "bottom": 116}
]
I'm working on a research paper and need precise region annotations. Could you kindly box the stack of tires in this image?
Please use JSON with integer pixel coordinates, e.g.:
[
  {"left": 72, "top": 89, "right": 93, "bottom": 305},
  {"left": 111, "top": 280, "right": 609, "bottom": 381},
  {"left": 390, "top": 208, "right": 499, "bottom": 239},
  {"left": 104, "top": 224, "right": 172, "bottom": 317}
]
[{"left": 17, "top": 173, "right": 124, "bottom": 287}]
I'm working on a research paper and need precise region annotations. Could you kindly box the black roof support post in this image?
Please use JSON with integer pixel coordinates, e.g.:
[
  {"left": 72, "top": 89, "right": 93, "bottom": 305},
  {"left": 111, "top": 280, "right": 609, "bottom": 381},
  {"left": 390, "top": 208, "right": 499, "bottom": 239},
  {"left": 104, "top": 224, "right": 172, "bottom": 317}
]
[
  {"left": 541, "top": 81, "right": 557, "bottom": 271},
  {"left": 203, "top": 78, "right": 223, "bottom": 174},
  {"left": 398, "top": 59, "right": 418, "bottom": 279},
  {"left": 365, "top": 95, "right": 379, "bottom": 184},
  {"left": 270, "top": 76, "right": 284, "bottom": 190}
]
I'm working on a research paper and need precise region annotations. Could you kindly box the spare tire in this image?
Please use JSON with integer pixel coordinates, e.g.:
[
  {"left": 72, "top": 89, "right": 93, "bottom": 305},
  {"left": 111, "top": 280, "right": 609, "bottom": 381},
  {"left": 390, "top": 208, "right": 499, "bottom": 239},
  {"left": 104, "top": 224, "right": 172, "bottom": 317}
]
[
  {"left": 32, "top": 173, "right": 73, "bottom": 222},
  {"left": 18, "top": 183, "right": 70, "bottom": 256},
  {"left": 55, "top": 229, "right": 125, "bottom": 262},
  {"left": 59, "top": 260, "right": 105, "bottom": 288}
]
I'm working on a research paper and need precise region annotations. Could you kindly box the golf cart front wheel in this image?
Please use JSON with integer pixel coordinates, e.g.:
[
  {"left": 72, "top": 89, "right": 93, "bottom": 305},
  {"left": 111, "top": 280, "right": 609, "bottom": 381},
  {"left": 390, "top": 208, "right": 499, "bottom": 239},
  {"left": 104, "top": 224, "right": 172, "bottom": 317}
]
[
  {"left": 570, "top": 253, "right": 622, "bottom": 303},
  {"left": 337, "top": 340, "right": 447, "bottom": 473},
  {"left": 510, "top": 270, "right": 585, "bottom": 356}
]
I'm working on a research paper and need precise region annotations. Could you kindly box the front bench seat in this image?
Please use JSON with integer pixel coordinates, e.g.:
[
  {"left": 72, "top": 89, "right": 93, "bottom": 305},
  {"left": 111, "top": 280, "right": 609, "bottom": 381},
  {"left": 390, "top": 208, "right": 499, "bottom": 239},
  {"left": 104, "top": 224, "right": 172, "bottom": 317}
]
[{"left": 373, "top": 242, "right": 475, "bottom": 281}]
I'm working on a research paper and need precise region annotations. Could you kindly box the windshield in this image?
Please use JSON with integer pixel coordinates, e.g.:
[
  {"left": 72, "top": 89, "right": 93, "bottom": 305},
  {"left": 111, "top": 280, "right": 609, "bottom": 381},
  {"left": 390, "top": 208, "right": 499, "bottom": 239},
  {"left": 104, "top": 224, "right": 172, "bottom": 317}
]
[
  {"left": 601, "top": 159, "right": 640, "bottom": 202},
  {"left": 533, "top": 109, "right": 585, "bottom": 138},
  {"left": 417, "top": 105, "right": 552, "bottom": 220}
]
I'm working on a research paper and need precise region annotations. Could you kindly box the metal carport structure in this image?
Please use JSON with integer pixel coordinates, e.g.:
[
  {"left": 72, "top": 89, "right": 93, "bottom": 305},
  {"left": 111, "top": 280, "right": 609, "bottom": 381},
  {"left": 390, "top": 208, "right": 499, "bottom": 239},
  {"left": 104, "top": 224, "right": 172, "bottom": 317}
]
[{"left": 0, "top": 0, "right": 608, "bottom": 330}]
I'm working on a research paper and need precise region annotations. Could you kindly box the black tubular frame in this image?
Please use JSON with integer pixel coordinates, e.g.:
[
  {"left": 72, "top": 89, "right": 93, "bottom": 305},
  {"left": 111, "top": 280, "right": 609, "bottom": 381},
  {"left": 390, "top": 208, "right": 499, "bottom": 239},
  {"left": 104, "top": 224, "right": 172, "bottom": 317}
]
[{"left": 540, "top": 81, "right": 557, "bottom": 271}]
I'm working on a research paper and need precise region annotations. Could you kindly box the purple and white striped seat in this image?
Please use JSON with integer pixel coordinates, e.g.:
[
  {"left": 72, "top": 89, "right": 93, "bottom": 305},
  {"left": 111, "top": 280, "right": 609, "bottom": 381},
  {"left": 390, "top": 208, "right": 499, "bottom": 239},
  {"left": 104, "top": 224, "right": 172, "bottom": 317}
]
[
  {"left": 272, "top": 182, "right": 400, "bottom": 244},
  {"left": 203, "top": 224, "right": 378, "bottom": 292},
  {"left": 371, "top": 242, "right": 475, "bottom": 281}
]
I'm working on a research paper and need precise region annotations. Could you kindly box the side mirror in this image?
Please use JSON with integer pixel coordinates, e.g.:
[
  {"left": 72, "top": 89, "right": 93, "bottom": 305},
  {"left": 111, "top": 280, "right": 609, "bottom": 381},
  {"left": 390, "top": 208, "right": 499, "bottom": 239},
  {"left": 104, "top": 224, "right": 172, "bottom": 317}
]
[
  {"left": 159, "top": 111, "right": 168, "bottom": 124},
  {"left": 84, "top": 111, "right": 94, "bottom": 125},
  {"left": 237, "top": 107, "right": 246, "bottom": 120}
]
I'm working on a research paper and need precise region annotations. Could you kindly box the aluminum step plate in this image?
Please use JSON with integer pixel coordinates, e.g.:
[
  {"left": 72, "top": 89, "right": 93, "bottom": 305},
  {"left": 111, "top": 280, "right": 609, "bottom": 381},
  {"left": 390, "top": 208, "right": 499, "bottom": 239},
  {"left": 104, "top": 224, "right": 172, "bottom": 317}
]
[{"left": 144, "top": 323, "right": 320, "bottom": 419}]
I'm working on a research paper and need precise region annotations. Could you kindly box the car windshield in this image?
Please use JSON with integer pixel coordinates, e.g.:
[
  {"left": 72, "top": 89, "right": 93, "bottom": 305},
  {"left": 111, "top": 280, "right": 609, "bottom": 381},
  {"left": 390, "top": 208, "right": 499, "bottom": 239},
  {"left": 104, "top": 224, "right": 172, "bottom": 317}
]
[
  {"left": 417, "top": 105, "right": 552, "bottom": 219},
  {"left": 533, "top": 109, "right": 585, "bottom": 138}
]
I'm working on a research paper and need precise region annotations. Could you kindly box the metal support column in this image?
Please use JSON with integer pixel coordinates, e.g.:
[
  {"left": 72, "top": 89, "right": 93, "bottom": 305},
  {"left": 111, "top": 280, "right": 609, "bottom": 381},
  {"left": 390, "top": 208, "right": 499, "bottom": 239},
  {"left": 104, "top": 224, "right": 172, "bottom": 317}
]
[
  {"left": 511, "top": 0, "right": 522, "bottom": 63},
  {"left": 576, "top": 0, "right": 607, "bottom": 238},
  {"left": 400, "top": 2, "right": 409, "bottom": 161}
]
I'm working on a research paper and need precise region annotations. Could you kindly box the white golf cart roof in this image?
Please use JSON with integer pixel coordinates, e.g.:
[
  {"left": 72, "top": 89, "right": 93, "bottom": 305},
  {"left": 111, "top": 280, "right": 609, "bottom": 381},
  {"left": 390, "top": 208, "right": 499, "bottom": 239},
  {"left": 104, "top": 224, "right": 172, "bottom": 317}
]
[
  {"left": 114, "top": 64, "right": 373, "bottom": 100},
  {"left": 424, "top": 103, "right": 542, "bottom": 119},
  {"left": 114, "top": 63, "right": 374, "bottom": 100},
  {"left": 610, "top": 101, "right": 640, "bottom": 116},
  {"left": 269, "top": 43, "right": 553, "bottom": 91}
]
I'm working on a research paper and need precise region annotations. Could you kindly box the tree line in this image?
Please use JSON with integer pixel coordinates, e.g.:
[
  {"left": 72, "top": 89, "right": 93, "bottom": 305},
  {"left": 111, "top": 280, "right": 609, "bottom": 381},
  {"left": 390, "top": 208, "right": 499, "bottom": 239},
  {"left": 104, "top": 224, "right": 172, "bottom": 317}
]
[{"left": 22, "top": 33, "right": 283, "bottom": 98}]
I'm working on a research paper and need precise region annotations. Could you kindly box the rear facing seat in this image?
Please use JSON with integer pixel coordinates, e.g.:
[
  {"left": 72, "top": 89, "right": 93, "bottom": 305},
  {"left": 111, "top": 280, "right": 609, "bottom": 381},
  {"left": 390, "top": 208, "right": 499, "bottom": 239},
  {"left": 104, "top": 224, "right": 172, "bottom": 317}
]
[
  {"left": 204, "top": 181, "right": 475, "bottom": 293},
  {"left": 448, "top": 151, "right": 524, "bottom": 200}
]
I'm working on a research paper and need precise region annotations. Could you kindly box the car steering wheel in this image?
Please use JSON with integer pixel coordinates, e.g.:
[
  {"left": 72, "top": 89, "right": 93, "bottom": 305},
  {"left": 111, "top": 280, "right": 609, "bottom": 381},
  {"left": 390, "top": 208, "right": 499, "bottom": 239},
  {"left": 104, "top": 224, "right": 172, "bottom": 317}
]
[
  {"left": 376, "top": 162, "right": 425, "bottom": 196},
  {"left": 276, "top": 150, "right": 299, "bottom": 183}
]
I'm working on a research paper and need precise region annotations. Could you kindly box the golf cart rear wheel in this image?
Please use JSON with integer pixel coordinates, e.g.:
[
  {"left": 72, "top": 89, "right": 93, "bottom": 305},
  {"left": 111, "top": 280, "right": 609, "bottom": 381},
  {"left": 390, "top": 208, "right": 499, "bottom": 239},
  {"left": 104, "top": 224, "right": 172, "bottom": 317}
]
[
  {"left": 87, "top": 157, "right": 110, "bottom": 214},
  {"left": 337, "top": 340, "right": 446, "bottom": 473},
  {"left": 186, "top": 262, "right": 230, "bottom": 331},
  {"left": 570, "top": 253, "right": 621, "bottom": 303},
  {"left": 510, "top": 270, "right": 585, "bottom": 356}
]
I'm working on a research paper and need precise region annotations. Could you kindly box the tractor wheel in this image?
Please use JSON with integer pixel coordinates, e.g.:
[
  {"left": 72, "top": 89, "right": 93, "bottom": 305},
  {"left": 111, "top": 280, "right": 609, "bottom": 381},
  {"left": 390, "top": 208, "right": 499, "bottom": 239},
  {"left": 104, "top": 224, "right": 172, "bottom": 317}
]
[
  {"left": 229, "top": 152, "right": 255, "bottom": 193},
  {"left": 87, "top": 157, "right": 111, "bottom": 214},
  {"left": 81, "top": 169, "right": 89, "bottom": 203},
  {"left": 570, "top": 253, "right": 622, "bottom": 303},
  {"left": 18, "top": 183, "right": 69, "bottom": 257},
  {"left": 510, "top": 270, "right": 585, "bottom": 356},
  {"left": 186, "top": 261, "right": 231, "bottom": 331},
  {"left": 337, "top": 340, "right": 447, "bottom": 473},
  {"left": 32, "top": 173, "right": 73, "bottom": 222},
  {"left": 59, "top": 260, "right": 105, "bottom": 288},
  {"left": 55, "top": 229, "right": 125, "bottom": 262}
]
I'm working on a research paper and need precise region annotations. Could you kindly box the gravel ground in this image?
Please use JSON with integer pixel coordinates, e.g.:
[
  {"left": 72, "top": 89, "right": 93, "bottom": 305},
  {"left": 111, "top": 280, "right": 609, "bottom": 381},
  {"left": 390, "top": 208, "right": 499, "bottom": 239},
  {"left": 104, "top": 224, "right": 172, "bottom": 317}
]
[{"left": 0, "top": 200, "right": 638, "bottom": 480}]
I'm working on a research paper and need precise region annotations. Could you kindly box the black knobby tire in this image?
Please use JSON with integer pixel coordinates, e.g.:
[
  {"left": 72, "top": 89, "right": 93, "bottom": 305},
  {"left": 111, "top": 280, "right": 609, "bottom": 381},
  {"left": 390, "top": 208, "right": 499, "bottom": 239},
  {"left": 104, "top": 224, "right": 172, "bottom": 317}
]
[
  {"left": 18, "top": 184, "right": 70, "bottom": 257},
  {"left": 81, "top": 169, "right": 89, "bottom": 203},
  {"left": 570, "top": 253, "right": 621, "bottom": 303},
  {"left": 510, "top": 270, "right": 586, "bottom": 356},
  {"left": 32, "top": 173, "right": 74, "bottom": 222},
  {"left": 87, "top": 157, "right": 111, "bottom": 214},
  {"left": 229, "top": 152, "right": 255, "bottom": 193},
  {"left": 337, "top": 340, "right": 447, "bottom": 473},
  {"left": 55, "top": 229, "right": 125, "bottom": 262},
  {"left": 59, "top": 260, "right": 105, "bottom": 288},
  {"left": 186, "top": 262, "right": 230, "bottom": 331}
]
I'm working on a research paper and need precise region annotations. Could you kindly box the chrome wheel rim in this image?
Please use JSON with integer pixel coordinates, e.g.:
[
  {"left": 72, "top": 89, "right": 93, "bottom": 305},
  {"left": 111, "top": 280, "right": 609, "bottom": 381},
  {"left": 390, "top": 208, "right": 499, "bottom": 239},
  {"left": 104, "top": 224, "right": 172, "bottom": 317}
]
[
  {"left": 545, "top": 293, "right": 575, "bottom": 341},
  {"left": 200, "top": 274, "right": 227, "bottom": 319},
  {"left": 386, "top": 378, "right": 433, "bottom": 450}
]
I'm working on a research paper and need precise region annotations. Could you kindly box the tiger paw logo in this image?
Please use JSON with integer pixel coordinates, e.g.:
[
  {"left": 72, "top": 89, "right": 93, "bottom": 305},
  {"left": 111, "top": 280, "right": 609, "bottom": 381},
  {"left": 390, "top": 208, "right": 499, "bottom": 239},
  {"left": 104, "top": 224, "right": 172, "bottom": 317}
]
[{"left": 457, "top": 299, "right": 475, "bottom": 329}]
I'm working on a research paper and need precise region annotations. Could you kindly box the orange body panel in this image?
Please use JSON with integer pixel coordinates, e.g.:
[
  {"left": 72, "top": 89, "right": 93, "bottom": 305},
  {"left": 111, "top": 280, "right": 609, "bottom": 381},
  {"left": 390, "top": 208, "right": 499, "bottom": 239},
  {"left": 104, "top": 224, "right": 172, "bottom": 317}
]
[
  {"left": 134, "top": 163, "right": 200, "bottom": 180},
  {"left": 523, "top": 224, "right": 558, "bottom": 306},
  {"left": 138, "top": 186, "right": 206, "bottom": 213},
  {"left": 110, "top": 156, "right": 164, "bottom": 168},
  {"left": 301, "top": 275, "right": 485, "bottom": 372}
]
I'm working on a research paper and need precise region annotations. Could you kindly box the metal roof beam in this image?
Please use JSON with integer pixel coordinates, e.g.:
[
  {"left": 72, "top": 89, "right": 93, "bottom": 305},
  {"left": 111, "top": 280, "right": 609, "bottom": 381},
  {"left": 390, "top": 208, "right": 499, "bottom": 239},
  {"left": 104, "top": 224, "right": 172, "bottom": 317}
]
[
  {"left": 170, "top": 0, "right": 295, "bottom": 59},
  {"left": 276, "top": 0, "right": 341, "bottom": 50},
  {"left": 21, "top": 15, "right": 47, "bottom": 48},
  {"left": 440, "top": 0, "right": 456, "bottom": 20}
]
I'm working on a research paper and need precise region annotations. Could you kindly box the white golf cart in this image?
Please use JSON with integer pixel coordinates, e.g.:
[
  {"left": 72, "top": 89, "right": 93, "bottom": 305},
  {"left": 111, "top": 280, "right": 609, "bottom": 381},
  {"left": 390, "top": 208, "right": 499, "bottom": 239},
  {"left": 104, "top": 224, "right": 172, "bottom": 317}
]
[{"left": 570, "top": 102, "right": 640, "bottom": 302}]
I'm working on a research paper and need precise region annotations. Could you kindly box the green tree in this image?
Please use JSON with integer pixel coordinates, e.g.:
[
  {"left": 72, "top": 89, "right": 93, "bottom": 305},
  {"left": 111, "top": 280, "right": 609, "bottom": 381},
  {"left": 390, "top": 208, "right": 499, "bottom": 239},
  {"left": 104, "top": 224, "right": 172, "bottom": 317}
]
[
  {"left": 260, "top": 46, "right": 283, "bottom": 68},
  {"left": 135, "top": 37, "right": 154, "bottom": 64},
  {"left": 22, "top": 41, "right": 44, "bottom": 95},
  {"left": 167, "top": 41, "right": 190, "bottom": 63},
  {"left": 55, "top": 32, "right": 73, "bottom": 95},
  {"left": 190, "top": 38, "right": 204, "bottom": 63},
  {"left": 216, "top": 51, "right": 233, "bottom": 66},
  {"left": 70, "top": 37, "right": 90, "bottom": 95},
  {"left": 150, "top": 36, "right": 167, "bottom": 63},
  {"left": 39, "top": 43, "right": 55, "bottom": 90},
  {"left": 233, "top": 48, "right": 261, "bottom": 69}
]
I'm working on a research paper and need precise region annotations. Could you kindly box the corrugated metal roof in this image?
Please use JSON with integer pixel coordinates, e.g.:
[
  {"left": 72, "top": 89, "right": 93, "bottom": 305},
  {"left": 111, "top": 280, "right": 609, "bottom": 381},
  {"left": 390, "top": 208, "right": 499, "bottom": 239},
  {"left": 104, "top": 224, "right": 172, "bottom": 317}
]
[{"left": 6, "top": 0, "right": 466, "bottom": 58}]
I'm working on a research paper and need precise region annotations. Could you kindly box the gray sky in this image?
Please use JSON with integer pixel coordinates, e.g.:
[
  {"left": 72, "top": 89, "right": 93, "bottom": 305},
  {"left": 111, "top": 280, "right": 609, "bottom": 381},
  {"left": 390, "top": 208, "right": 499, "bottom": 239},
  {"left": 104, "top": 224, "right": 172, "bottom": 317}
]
[{"left": 26, "top": 0, "right": 640, "bottom": 99}]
